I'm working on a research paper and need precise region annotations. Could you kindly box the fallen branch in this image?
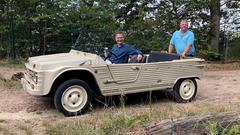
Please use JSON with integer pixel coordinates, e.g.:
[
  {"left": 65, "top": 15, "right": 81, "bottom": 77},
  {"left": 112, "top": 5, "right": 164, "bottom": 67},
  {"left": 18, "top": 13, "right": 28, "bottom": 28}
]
[{"left": 145, "top": 111, "right": 240, "bottom": 135}]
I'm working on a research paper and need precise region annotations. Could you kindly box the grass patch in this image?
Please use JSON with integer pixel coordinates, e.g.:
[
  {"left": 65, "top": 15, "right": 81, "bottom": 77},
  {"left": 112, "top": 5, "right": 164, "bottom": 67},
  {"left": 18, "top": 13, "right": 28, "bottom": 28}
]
[
  {"left": 43, "top": 120, "right": 97, "bottom": 135},
  {"left": 100, "top": 114, "right": 136, "bottom": 134},
  {"left": 209, "top": 122, "right": 221, "bottom": 135},
  {"left": 0, "top": 126, "right": 12, "bottom": 135},
  {"left": 0, "top": 59, "right": 25, "bottom": 68},
  {"left": 16, "top": 124, "right": 33, "bottom": 135},
  {"left": 0, "top": 74, "right": 22, "bottom": 89},
  {"left": 42, "top": 101, "right": 240, "bottom": 135},
  {"left": 209, "top": 122, "right": 240, "bottom": 135}
]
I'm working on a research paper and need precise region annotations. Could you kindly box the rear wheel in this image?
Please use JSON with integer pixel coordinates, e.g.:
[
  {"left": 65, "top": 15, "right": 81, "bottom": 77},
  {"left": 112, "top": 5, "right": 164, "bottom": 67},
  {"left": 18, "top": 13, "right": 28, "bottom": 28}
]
[
  {"left": 173, "top": 78, "right": 197, "bottom": 103},
  {"left": 54, "top": 79, "right": 92, "bottom": 116}
]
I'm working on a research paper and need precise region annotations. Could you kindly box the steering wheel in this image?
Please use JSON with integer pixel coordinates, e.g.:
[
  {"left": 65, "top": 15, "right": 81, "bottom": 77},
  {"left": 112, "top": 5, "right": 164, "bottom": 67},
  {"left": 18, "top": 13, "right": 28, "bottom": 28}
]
[{"left": 104, "top": 51, "right": 118, "bottom": 61}]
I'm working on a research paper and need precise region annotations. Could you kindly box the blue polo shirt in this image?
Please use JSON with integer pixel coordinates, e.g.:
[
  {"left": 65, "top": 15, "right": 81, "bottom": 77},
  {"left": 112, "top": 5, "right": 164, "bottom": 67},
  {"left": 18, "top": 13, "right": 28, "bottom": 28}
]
[
  {"left": 170, "top": 30, "right": 195, "bottom": 56},
  {"left": 109, "top": 44, "right": 142, "bottom": 64}
]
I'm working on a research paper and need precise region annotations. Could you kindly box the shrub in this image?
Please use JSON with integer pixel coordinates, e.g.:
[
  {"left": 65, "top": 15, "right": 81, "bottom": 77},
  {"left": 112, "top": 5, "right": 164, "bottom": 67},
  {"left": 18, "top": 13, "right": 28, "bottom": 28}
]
[{"left": 197, "top": 50, "right": 223, "bottom": 61}]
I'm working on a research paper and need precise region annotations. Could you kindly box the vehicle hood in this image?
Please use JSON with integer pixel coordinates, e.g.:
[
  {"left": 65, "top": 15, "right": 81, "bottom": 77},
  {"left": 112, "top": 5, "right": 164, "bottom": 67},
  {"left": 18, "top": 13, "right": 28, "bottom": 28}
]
[{"left": 26, "top": 51, "right": 104, "bottom": 70}]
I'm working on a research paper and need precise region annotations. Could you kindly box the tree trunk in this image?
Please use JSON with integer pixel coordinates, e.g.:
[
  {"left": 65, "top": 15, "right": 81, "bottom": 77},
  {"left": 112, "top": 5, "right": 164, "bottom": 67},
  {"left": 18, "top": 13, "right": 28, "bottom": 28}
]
[{"left": 209, "top": 0, "right": 220, "bottom": 52}]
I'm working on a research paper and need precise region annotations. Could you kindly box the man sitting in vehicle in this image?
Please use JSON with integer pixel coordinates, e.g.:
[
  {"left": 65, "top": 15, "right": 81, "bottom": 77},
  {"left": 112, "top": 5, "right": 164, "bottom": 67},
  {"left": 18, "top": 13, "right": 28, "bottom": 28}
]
[{"left": 107, "top": 32, "right": 143, "bottom": 64}]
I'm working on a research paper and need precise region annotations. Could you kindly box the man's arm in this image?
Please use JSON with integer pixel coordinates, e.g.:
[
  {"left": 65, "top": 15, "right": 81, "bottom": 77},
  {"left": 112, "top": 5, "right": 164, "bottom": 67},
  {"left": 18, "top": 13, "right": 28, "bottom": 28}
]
[
  {"left": 128, "top": 45, "right": 143, "bottom": 62},
  {"left": 181, "top": 44, "right": 191, "bottom": 58},
  {"left": 168, "top": 32, "right": 175, "bottom": 54},
  {"left": 182, "top": 32, "right": 194, "bottom": 58},
  {"left": 168, "top": 44, "right": 174, "bottom": 54},
  {"left": 136, "top": 54, "right": 143, "bottom": 62}
]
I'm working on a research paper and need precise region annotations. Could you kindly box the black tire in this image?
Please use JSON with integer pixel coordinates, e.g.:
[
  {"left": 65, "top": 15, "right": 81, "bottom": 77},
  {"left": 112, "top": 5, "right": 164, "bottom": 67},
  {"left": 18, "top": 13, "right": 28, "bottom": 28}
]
[
  {"left": 54, "top": 79, "right": 93, "bottom": 116},
  {"left": 173, "top": 78, "right": 197, "bottom": 103}
]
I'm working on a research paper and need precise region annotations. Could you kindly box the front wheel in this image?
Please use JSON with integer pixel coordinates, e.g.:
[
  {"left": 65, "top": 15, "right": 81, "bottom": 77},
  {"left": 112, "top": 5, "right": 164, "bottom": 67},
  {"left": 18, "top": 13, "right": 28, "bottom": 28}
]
[
  {"left": 173, "top": 78, "right": 197, "bottom": 103},
  {"left": 54, "top": 79, "right": 92, "bottom": 116}
]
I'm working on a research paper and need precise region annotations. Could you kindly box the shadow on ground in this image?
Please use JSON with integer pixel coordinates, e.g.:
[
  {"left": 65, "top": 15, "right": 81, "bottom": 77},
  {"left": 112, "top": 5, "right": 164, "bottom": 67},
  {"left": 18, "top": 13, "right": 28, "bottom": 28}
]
[
  {"left": 38, "top": 90, "right": 175, "bottom": 113},
  {"left": 92, "top": 90, "right": 175, "bottom": 110}
]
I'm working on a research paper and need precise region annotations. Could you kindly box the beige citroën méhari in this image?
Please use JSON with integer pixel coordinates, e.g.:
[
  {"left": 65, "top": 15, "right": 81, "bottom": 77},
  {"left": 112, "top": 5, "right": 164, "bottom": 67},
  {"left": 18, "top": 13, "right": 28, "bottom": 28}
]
[{"left": 21, "top": 49, "right": 204, "bottom": 116}]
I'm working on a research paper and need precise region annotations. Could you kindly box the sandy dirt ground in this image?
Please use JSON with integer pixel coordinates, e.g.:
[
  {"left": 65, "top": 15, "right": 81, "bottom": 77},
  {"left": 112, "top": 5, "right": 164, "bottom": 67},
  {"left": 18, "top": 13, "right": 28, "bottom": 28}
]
[
  {"left": 0, "top": 65, "right": 240, "bottom": 134},
  {"left": 198, "top": 70, "right": 240, "bottom": 102}
]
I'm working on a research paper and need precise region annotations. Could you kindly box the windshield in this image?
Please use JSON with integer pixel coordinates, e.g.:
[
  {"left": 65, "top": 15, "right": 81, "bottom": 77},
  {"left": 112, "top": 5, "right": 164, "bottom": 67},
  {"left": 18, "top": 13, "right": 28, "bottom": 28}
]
[{"left": 72, "top": 28, "right": 113, "bottom": 54}]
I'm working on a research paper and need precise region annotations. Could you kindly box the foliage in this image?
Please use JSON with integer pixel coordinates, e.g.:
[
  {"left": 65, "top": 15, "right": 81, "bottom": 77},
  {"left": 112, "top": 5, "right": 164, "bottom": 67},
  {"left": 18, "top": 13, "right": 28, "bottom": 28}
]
[
  {"left": 224, "top": 125, "right": 240, "bottom": 135},
  {"left": 227, "top": 37, "right": 240, "bottom": 59},
  {"left": 209, "top": 122, "right": 221, "bottom": 135},
  {"left": 209, "top": 122, "right": 240, "bottom": 135},
  {"left": 0, "top": 0, "right": 239, "bottom": 60},
  {"left": 197, "top": 49, "right": 223, "bottom": 61}
]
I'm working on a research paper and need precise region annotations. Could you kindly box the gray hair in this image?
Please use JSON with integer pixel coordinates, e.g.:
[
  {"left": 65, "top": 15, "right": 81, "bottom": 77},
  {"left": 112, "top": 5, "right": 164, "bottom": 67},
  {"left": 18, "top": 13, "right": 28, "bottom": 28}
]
[
  {"left": 114, "top": 31, "right": 125, "bottom": 37},
  {"left": 180, "top": 19, "right": 188, "bottom": 24}
]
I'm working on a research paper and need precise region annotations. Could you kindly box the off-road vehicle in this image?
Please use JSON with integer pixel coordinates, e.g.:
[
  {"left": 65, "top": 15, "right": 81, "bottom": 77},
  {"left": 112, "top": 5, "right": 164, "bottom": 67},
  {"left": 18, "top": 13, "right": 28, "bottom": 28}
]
[{"left": 21, "top": 36, "right": 204, "bottom": 116}]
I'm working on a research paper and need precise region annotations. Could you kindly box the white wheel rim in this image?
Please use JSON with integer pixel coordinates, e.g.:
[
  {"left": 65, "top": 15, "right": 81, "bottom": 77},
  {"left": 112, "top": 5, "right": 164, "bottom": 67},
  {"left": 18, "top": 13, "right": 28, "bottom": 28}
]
[
  {"left": 61, "top": 85, "right": 88, "bottom": 112},
  {"left": 179, "top": 79, "right": 195, "bottom": 100}
]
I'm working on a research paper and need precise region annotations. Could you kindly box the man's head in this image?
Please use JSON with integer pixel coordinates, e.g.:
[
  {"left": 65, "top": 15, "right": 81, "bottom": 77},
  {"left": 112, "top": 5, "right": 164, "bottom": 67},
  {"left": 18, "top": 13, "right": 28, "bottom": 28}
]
[
  {"left": 180, "top": 19, "right": 188, "bottom": 33},
  {"left": 115, "top": 32, "right": 125, "bottom": 45}
]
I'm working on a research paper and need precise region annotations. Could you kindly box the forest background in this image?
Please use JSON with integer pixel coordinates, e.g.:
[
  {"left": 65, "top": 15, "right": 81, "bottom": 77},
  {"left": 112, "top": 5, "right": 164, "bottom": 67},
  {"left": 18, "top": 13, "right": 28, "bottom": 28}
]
[{"left": 0, "top": 0, "right": 239, "bottom": 62}]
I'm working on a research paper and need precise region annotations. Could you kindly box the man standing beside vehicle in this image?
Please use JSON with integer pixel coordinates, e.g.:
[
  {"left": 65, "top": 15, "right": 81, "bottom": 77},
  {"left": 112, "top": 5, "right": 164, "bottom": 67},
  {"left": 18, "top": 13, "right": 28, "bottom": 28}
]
[
  {"left": 107, "top": 32, "right": 143, "bottom": 64},
  {"left": 168, "top": 19, "right": 195, "bottom": 58}
]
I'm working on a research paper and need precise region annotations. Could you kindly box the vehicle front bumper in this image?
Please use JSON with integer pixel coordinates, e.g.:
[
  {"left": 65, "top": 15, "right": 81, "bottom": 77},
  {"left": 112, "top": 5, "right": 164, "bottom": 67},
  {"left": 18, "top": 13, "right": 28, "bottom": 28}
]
[{"left": 21, "top": 74, "right": 45, "bottom": 96}]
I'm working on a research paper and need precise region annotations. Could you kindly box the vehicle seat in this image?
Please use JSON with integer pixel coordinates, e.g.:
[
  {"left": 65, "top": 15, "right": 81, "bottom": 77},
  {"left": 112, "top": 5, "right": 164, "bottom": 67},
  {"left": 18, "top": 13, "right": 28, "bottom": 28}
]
[
  {"left": 123, "top": 55, "right": 130, "bottom": 63},
  {"left": 129, "top": 55, "right": 146, "bottom": 63},
  {"left": 148, "top": 52, "right": 180, "bottom": 63}
]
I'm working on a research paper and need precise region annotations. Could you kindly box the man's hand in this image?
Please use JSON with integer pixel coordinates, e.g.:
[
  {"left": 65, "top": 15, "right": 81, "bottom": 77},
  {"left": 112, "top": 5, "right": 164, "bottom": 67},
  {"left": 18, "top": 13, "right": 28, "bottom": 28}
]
[
  {"left": 136, "top": 54, "right": 143, "bottom": 62},
  {"left": 181, "top": 52, "right": 186, "bottom": 59},
  {"left": 181, "top": 45, "right": 191, "bottom": 59}
]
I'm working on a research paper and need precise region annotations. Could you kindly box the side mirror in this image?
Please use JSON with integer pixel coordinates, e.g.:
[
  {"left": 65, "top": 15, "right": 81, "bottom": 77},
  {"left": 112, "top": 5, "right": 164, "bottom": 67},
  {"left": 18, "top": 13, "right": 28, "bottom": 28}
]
[{"left": 104, "top": 47, "right": 108, "bottom": 58}]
